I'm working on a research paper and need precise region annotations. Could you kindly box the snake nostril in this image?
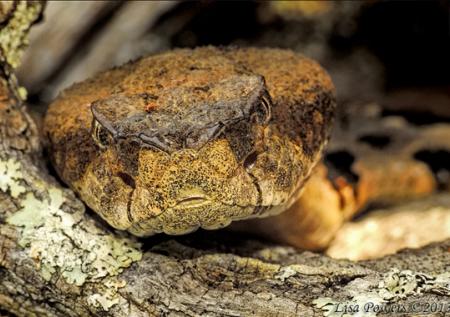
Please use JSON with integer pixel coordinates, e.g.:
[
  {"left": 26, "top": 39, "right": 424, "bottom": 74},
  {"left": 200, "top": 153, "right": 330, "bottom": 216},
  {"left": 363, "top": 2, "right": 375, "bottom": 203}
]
[
  {"left": 116, "top": 172, "right": 136, "bottom": 189},
  {"left": 243, "top": 151, "right": 258, "bottom": 170}
]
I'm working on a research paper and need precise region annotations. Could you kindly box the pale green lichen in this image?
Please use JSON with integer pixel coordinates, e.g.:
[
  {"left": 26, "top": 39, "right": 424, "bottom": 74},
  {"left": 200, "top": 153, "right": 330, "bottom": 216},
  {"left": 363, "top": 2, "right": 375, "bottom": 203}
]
[
  {"left": 0, "top": 157, "right": 26, "bottom": 197},
  {"left": 87, "top": 278, "right": 127, "bottom": 311},
  {"left": 1, "top": 155, "right": 141, "bottom": 312},
  {"left": 0, "top": 1, "right": 43, "bottom": 68},
  {"left": 17, "top": 86, "right": 27, "bottom": 100},
  {"left": 275, "top": 266, "right": 299, "bottom": 282},
  {"left": 5, "top": 179, "right": 142, "bottom": 311},
  {"left": 313, "top": 269, "right": 450, "bottom": 316},
  {"left": 7, "top": 186, "right": 142, "bottom": 286},
  {"left": 379, "top": 269, "right": 450, "bottom": 299}
]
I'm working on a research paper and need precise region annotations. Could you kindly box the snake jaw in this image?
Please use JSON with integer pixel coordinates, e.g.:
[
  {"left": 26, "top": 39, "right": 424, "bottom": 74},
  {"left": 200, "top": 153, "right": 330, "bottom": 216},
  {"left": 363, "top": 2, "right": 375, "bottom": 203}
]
[
  {"left": 175, "top": 197, "right": 210, "bottom": 208},
  {"left": 174, "top": 187, "right": 210, "bottom": 208}
]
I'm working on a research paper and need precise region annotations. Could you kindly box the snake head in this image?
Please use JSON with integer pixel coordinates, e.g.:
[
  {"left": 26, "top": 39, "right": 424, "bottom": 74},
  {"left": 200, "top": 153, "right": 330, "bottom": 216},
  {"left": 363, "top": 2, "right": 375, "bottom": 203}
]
[{"left": 44, "top": 48, "right": 335, "bottom": 237}]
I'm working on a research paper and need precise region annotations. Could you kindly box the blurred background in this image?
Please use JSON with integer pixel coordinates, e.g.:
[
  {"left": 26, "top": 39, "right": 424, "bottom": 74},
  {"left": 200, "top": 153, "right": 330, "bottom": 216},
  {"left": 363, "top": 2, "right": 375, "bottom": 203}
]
[
  {"left": 17, "top": 0, "right": 450, "bottom": 116},
  {"left": 17, "top": 0, "right": 450, "bottom": 260}
]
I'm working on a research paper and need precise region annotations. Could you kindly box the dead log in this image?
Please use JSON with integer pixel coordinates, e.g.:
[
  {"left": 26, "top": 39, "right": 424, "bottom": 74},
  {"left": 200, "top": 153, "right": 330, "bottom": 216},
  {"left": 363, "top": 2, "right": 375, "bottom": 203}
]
[{"left": 1, "top": 2, "right": 449, "bottom": 316}]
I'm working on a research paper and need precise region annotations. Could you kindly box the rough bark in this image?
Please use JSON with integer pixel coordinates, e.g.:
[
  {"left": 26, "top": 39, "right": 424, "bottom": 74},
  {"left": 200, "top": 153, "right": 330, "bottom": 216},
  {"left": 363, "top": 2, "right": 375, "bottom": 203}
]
[{"left": 1, "top": 2, "right": 449, "bottom": 317}]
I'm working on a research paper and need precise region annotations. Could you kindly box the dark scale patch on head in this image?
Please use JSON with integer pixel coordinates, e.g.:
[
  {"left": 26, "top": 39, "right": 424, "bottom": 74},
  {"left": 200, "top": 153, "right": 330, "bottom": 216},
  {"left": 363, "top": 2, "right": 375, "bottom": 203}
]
[
  {"left": 115, "top": 138, "right": 140, "bottom": 176},
  {"left": 271, "top": 89, "right": 335, "bottom": 159},
  {"left": 305, "top": 91, "right": 336, "bottom": 154},
  {"left": 224, "top": 120, "right": 257, "bottom": 162}
]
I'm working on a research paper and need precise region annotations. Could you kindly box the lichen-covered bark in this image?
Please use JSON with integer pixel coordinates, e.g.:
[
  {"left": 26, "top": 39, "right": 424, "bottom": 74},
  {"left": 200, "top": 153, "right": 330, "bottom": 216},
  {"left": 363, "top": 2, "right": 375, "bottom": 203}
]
[
  {"left": 0, "top": 2, "right": 449, "bottom": 317},
  {"left": 0, "top": 3, "right": 143, "bottom": 314}
]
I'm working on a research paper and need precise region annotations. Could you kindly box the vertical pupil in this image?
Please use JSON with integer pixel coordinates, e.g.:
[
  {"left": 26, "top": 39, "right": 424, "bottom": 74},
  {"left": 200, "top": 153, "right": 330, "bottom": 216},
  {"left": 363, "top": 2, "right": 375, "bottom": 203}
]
[
  {"left": 252, "top": 94, "right": 272, "bottom": 125},
  {"left": 260, "top": 95, "right": 271, "bottom": 123}
]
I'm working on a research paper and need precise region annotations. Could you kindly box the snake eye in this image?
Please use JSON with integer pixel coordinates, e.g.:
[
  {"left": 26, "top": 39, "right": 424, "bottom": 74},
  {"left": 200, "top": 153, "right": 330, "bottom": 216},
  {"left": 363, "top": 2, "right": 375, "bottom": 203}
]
[
  {"left": 260, "top": 93, "right": 272, "bottom": 123},
  {"left": 91, "top": 119, "right": 112, "bottom": 149},
  {"left": 251, "top": 92, "right": 272, "bottom": 125}
]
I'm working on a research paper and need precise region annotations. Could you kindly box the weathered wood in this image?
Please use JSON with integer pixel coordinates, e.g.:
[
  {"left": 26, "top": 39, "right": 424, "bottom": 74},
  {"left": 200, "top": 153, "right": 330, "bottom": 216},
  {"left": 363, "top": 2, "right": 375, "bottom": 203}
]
[
  {"left": 15, "top": 1, "right": 120, "bottom": 93},
  {"left": 328, "top": 194, "right": 450, "bottom": 261},
  {"left": 16, "top": 1, "right": 177, "bottom": 101},
  {"left": 1, "top": 2, "right": 449, "bottom": 317}
]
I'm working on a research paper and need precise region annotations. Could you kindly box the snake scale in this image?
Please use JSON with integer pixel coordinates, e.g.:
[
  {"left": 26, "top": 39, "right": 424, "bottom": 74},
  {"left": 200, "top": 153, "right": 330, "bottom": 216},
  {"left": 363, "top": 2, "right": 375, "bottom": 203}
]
[{"left": 44, "top": 47, "right": 336, "bottom": 237}]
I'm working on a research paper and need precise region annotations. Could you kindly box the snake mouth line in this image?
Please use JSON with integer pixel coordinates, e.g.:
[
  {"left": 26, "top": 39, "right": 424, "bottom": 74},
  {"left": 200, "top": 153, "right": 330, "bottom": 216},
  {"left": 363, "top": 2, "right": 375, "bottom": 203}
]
[{"left": 175, "top": 196, "right": 210, "bottom": 208}]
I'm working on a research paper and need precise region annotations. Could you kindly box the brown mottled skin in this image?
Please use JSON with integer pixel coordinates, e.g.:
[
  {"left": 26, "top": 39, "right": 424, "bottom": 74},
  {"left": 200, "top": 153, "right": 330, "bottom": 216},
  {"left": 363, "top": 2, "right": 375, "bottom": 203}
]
[{"left": 44, "top": 47, "right": 335, "bottom": 236}]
